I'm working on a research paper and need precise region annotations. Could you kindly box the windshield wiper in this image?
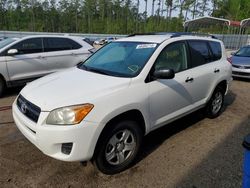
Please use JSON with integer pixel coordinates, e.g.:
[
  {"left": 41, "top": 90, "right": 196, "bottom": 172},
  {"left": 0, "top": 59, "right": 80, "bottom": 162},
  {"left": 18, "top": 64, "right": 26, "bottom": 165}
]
[
  {"left": 86, "top": 67, "right": 111, "bottom": 76},
  {"left": 80, "top": 64, "right": 89, "bottom": 70}
]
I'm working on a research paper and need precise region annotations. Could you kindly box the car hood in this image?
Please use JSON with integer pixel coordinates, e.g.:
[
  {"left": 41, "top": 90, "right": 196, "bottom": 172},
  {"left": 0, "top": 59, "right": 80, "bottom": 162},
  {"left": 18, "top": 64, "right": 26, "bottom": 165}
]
[
  {"left": 232, "top": 56, "right": 250, "bottom": 66},
  {"left": 20, "top": 67, "right": 131, "bottom": 111}
]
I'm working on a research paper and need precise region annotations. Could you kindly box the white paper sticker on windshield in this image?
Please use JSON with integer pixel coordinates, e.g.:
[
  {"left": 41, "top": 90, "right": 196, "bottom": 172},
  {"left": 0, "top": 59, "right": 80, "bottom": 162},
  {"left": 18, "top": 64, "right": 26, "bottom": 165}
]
[{"left": 136, "top": 44, "right": 157, "bottom": 49}]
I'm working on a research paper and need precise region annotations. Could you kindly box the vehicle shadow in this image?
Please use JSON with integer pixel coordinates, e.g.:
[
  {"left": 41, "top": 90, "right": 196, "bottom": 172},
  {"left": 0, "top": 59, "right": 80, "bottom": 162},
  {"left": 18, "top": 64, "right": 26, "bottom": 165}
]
[
  {"left": 136, "top": 90, "right": 236, "bottom": 165},
  {"left": 174, "top": 116, "right": 250, "bottom": 188},
  {"left": 2, "top": 86, "right": 23, "bottom": 98}
]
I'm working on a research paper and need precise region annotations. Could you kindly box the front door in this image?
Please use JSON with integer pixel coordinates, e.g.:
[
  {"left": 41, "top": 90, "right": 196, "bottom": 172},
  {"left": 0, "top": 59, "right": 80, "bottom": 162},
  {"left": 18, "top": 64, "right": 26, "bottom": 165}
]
[
  {"left": 5, "top": 38, "right": 47, "bottom": 82},
  {"left": 148, "top": 41, "right": 194, "bottom": 129}
]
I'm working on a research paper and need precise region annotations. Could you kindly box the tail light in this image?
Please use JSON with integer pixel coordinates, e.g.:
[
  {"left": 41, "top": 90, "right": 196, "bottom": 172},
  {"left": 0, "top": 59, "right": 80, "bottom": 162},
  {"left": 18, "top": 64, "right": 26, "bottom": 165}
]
[{"left": 227, "top": 57, "right": 232, "bottom": 64}]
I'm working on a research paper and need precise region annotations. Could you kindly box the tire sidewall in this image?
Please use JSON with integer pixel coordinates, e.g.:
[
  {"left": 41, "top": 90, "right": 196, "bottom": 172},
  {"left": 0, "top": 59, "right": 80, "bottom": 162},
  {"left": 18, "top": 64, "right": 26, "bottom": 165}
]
[
  {"left": 206, "top": 87, "right": 224, "bottom": 118},
  {"left": 94, "top": 120, "right": 142, "bottom": 174}
]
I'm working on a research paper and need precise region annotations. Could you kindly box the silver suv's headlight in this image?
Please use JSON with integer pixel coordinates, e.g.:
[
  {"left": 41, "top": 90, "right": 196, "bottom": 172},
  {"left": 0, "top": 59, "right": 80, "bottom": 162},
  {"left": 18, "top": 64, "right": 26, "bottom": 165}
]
[{"left": 46, "top": 104, "right": 94, "bottom": 125}]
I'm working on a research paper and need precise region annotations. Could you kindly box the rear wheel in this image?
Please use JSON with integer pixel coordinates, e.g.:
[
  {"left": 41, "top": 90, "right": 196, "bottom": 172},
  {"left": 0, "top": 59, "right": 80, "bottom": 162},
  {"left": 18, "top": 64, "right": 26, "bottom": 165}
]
[
  {"left": 205, "top": 87, "right": 224, "bottom": 118},
  {"left": 94, "top": 120, "right": 143, "bottom": 174},
  {"left": 0, "top": 78, "right": 5, "bottom": 97}
]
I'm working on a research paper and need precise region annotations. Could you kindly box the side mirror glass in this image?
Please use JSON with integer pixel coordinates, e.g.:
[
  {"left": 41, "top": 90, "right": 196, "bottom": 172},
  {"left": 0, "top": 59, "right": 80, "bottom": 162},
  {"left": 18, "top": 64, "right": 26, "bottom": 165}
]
[
  {"left": 7, "top": 49, "right": 18, "bottom": 55},
  {"left": 153, "top": 68, "right": 175, "bottom": 79}
]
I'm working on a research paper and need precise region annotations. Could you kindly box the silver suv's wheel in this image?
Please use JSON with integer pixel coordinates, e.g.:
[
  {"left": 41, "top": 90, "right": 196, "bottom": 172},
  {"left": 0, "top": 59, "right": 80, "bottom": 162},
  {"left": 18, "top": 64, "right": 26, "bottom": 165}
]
[
  {"left": 94, "top": 120, "right": 142, "bottom": 174},
  {"left": 205, "top": 87, "right": 224, "bottom": 118}
]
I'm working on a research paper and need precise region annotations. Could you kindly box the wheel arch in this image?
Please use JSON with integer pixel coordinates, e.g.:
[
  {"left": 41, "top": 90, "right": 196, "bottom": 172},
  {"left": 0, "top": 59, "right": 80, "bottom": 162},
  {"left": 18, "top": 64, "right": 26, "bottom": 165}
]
[
  {"left": 207, "top": 80, "right": 227, "bottom": 103},
  {"left": 92, "top": 109, "right": 146, "bottom": 160}
]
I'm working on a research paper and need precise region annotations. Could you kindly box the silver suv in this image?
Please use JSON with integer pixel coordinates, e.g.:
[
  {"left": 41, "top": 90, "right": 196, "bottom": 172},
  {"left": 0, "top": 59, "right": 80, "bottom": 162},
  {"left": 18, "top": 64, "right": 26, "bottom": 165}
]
[{"left": 0, "top": 35, "right": 93, "bottom": 96}]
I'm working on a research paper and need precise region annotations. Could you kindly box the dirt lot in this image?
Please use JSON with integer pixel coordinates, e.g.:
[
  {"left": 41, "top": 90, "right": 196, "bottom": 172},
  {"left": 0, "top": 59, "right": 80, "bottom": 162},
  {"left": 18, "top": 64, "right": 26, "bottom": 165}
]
[{"left": 0, "top": 79, "right": 250, "bottom": 188}]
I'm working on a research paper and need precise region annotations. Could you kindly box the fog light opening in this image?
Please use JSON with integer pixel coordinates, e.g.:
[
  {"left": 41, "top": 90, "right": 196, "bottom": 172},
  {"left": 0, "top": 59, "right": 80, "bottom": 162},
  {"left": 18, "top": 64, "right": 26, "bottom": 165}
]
[{"left": 61, "top": 143, "right": 73, "bottom": 155}]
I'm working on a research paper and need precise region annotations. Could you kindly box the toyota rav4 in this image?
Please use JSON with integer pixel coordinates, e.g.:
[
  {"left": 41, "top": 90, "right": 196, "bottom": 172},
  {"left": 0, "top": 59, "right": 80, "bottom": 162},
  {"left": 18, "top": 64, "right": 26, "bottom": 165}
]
[{"left": 13, "top": 33, "right": 232, "bottom": 174}]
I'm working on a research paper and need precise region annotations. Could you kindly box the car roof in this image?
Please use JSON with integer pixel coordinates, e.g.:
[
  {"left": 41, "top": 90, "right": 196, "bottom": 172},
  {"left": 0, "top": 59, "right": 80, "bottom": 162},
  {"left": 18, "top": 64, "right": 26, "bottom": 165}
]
[
  {"left": 117, "top": 33, "right": 220, "bottom": 44},
  {"left": 20, "top": 35, "right": 83, "bottom": 40},
  {"left": 117, "top": 35, "right": 172, "bottom": 43}
]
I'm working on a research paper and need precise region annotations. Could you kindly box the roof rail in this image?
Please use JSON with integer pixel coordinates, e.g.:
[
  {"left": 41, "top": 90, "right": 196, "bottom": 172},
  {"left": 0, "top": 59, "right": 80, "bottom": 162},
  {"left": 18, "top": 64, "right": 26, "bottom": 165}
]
[
  {"left": 128, "top": 32, "right": 217, "bottom": 39},
  {"left": 170, "top": 32, "right": 218, "bottom": 39}
]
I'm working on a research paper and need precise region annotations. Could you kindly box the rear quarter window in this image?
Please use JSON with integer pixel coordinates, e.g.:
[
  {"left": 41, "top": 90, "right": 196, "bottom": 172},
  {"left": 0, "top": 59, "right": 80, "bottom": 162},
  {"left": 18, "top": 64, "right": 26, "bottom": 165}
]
[{"left": 209, "top": 41, "right": 222, "bottom": 61}]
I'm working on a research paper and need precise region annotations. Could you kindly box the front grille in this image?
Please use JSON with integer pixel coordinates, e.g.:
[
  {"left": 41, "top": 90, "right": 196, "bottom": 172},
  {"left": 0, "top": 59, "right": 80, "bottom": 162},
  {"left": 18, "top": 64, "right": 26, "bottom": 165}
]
[
  {"left": 17, "top": 95, "right": 41, "bottom": 123},
  {"left": 232, "top": 64, "right": 250, "bottom": 69},
  {"left": 232, "top": 71, "right": 250, "bottom": 76}
]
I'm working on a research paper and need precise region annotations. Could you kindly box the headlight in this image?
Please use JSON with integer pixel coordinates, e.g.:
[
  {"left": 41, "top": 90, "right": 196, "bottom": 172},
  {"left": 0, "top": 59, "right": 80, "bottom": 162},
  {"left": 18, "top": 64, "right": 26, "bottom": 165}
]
[{"left": 46, "top": 104, "right": 94, "bottom": 125}]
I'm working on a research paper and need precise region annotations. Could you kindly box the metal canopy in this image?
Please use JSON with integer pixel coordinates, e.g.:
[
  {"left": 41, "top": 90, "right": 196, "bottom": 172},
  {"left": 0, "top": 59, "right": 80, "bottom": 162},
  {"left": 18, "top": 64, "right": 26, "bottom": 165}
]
[
  {"left": 241, "top": 18, "right": 250, "bottom": 28},
  {"left": 183, "top": 16, "right": 231, "bottom": 29}
]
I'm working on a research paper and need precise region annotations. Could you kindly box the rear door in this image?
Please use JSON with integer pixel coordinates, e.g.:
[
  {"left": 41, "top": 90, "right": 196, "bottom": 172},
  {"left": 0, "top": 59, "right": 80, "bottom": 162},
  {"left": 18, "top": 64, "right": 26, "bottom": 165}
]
[
  {"left": 5, "top": 38, "right": 47, "bottom": 82},
  {"left": 186, "top": 40, "right": 221, "bottom": 106},
  {"left": 43, "top": 37, "right": 84, "bottom": 72}
]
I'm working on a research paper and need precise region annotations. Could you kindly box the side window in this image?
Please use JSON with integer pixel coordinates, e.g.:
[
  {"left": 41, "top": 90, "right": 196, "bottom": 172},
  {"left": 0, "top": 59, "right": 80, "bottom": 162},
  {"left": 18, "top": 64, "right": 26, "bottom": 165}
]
[
  {"left": 10, "top": 38, "right": 43, "bottom": 55},
  {"left": 44, "top": 38, "right": 81, "bottom": 52},
  {"left": 154, "top": 42, "right": 188, "bottom": 73},
  {"left": 209, "top": 41, "right": 222, "bottom": 61},
  {"left": 188, "top": 40, "right": 212, "bottom": 67}
]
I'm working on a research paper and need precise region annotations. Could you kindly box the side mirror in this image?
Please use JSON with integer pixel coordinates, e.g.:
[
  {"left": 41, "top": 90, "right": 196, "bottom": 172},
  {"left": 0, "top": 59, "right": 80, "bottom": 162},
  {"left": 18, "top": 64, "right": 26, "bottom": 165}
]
[
  {"left": 231, "top": 52, "right": 235, "bottom": 56},
  {"left": 7, "top": 49, "right": 18, "bottom": 55},
  {"left": 153, "top": 68, "right": 175, "bottom": 79}
]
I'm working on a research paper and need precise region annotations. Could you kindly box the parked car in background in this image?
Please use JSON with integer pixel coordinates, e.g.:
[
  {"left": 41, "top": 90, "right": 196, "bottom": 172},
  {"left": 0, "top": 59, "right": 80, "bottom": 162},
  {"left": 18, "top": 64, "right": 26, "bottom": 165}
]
[
  {"left": 13, "top": 33, "right": 232, "bottom": 174},
  {"left": 230, "top": 45, "right": 250, "bottom": 78},
  {"left": 0, "top": 35, "right": 93, "bottom": 96},
  {"left": 94, "top": 37, "right": 117, "bottom": 46},
  {"left": 82, "top": 38, "right": 94, "bottom": 46},
  {"left": 0, "top": 37, "right": 18, "bottom": 49},
  {"left": 0, "top": 36, "right": 8, "bottom": 41}
]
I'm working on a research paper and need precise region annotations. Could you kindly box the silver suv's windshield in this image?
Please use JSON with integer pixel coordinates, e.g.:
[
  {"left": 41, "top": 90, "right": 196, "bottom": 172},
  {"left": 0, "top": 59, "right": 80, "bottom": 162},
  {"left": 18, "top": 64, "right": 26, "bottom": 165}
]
[
  {"left": 0, "top": 38, "right": 17, "bottom": 49},
  {"left": 79, "top": 42, "right": 158, "bottom": 77}
]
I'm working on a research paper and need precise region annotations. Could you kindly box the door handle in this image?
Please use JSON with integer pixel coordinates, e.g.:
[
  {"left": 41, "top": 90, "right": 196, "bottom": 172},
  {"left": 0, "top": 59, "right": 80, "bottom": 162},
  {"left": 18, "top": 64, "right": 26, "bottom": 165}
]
[
  {"left": 185, "top": 77, "right": 194, "bottom": 83},
  {"left": 214, "top": 68, "right": 220, "bottom": 73},
  {"left": 38, "top": 56, "right": 45, "bottom": 59}
]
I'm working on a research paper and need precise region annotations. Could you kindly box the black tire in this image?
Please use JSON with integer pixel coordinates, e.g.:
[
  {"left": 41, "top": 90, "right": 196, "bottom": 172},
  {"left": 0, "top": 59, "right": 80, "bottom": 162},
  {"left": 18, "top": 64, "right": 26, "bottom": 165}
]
[
  {"left": 205, "top": 87, "right": 224, "bottom": 119},
  {"left": 0, "top": 78, "right": 5, "bottom": 98},
  {"left": 94, "top": 120, "right": 143, "bottom": 174}
]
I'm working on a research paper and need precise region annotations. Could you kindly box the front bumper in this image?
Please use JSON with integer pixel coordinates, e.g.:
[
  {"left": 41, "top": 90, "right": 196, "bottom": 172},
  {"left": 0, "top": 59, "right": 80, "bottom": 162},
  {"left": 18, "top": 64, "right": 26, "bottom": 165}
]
[
  {"left": 232, "top": 67, "right": 250, "bottom": 78},
  {"left": 13, "top": 101, "right": 101, "bottom": 162}
]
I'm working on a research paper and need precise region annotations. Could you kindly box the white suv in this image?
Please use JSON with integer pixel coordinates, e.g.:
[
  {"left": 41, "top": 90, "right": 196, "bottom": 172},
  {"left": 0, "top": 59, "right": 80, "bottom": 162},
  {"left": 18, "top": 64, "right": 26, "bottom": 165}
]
[
  {"left": 13, "top": 33, "right": 232, "bottom": 174},
  {"left": 0, "top": 35, "right": 93, "bottom": 96}
]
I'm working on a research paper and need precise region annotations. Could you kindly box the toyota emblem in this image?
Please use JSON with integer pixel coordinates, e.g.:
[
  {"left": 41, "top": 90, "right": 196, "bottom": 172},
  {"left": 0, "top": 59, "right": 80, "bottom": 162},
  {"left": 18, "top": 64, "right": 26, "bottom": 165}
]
[{"left": 20, "top": 103, "right": 27, "bottom": 114}]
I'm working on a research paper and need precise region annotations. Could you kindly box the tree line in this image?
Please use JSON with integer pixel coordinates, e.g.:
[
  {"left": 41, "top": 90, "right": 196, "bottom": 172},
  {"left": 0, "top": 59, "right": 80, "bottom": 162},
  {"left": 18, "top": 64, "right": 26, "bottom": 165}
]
[{"left": 1, "top": 0, "right": 250, "bottom": 34}]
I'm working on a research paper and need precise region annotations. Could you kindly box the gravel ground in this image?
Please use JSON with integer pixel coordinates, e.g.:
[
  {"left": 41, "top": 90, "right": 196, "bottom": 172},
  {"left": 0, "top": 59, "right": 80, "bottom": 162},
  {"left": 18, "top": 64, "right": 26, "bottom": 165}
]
[{"left": 0, "top": 79, "right": 250, "bottom": 188}]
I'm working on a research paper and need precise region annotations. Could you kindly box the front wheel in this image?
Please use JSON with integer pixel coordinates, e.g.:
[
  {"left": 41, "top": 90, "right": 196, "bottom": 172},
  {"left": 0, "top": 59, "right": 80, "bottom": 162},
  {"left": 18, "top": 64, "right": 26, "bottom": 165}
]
[
  {"left": 94, "top": 120, "right": 143, "bottom": 174},
  {"left": 205, "top": 87, "right": 224, "bottom": 119}
]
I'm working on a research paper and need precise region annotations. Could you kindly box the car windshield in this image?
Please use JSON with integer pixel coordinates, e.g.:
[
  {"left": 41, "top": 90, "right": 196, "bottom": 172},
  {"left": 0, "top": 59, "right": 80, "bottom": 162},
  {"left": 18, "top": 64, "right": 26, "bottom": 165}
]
[
  {"left": 0, "top": 38, "right": 16, "bottom": 49},
  {"left": 235, "top": 47, "right": 250, "bottom": 57},
  {"left": 78, "top": 42, "right": 158, "bottom": 77}
]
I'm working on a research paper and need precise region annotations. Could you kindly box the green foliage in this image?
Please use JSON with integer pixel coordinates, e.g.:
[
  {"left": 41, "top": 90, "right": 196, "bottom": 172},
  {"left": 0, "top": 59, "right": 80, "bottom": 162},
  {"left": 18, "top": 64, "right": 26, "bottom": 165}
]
[{"left": 0, "top": 0, "right": 249, "bottom": 34}]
